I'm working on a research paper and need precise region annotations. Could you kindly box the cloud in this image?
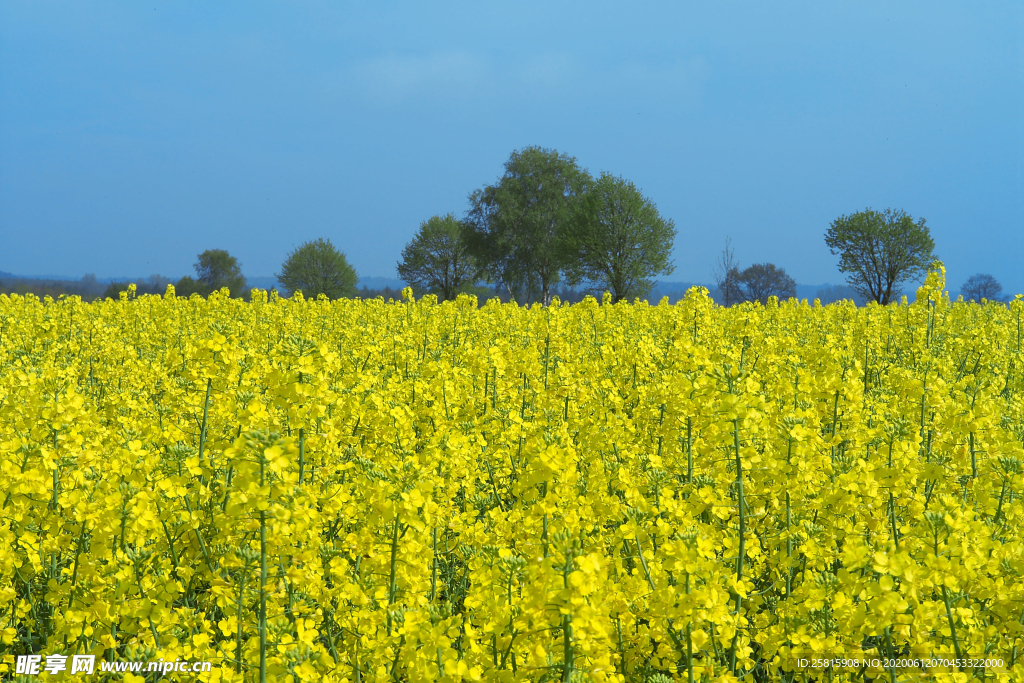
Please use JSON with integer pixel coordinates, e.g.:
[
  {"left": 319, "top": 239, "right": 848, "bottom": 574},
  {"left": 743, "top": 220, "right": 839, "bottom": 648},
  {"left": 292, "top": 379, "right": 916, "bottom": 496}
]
[
  {"left": 513, "top": 52, "right": 582, "bottom": 89},
  {"left": 338, "top": 50, "right": 711, "bottom": 110},
  {"left": 349, "top": 51, "right": 486, "bottom": 103},
  {"left": 611, "top": 56, "right": 712, "bottom": 102}
]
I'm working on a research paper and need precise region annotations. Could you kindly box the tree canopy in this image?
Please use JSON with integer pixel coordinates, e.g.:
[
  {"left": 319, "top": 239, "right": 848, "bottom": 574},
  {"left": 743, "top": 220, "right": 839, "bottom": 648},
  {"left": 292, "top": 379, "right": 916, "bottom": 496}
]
[
  {"left": 277, "top": 238, "right": 358, "bottom": 299},
  {"left": 193, "top": 249, "right": 246, "bottom": 297},
  {"left": 735, "top": 263, "right": 796, "bottom": 304},
  {"left": 397, "top": 214, "right": 481, "bottom": 301},
  {"left": 173, "top": 276, "right": 209, "bottom": 298},
  {"left": 463, "top": 146, "right": 591, "bottom": 305},
  {"left": 825, "top": 208, "right": 934, "bottom": 305},
  {"left": 566, "top": 172, "right": 675, "bottom": 302}
]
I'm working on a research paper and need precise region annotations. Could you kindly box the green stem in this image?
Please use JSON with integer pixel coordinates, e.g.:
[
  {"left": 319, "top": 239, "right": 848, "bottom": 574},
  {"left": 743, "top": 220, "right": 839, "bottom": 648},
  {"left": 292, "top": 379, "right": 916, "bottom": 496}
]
[
  {"left": 969, "top": 432, "right": 977, "bottom": 479},
  {"left": 298, "top": 427, "right": 305, "bottom": 485},
  {"left": 561, "top": 563, "right": 574, "bottom": 682},
  {"left": 235, "top": 570, "right": 247, "bottom": 673},
  {"left": 387, "top": 517, "right": 401, "bottom": 635},
  {"left": 941, "top": 585, "right": 964, "bottom": 667},
  {"left": 785, "top": 436, "right": 793, "bottom": 598},
  {"left": 635, "top": 537, "right": 655, "bottom": 592},
  {"left": 615, "top": 617, "right": 626, "bottom": 677},
  {"left": 544, "top": 335, "right": 550, "bottom": 390},
  {"left": 686, "top": 573, "right": 694, "bottom": 683},
  {"left": 685, "top": 417, "right": 693, "bottom": 485},
  {"left": 542, "top": 515, "right": 549, "bottom": 558},
  {"left": 153, "top": 500, "right": 178, "bottom": 574},
  {"left": 882, "top": 627, "right": 898, "bottom": 683},
  {"left": 785, "top": 491, "right": 792, "bottom": 598},
  {"left": 430, "top": 527, "right": 438, "bottom": 603},
  {"left": 67, "top": 523, "right": 87, "bottom": 609},
  {"left": 183, "top": 497, "right": 217, "bottom": 575},
  {"left": 198, "top": 378, "right": 212, "bottom": 478},
  {"left": 995, "top": 477, "right": 1009, "bottom": 523},
  {"left": 729, "top": 418, "right": 745, "bottom": 675},
  {"left": 259, "top": 453, "right": 267, "bottom": 683}
]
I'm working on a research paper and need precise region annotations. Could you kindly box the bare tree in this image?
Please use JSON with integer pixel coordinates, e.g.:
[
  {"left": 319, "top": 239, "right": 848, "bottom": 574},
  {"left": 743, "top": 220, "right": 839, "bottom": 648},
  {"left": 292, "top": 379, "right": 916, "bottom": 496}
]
[
  {"left": 713, "top": 237, "right": 742, "bottom": 306},
  {"left": 960, "top": 273, "right": 1003, "bottom": 302}
]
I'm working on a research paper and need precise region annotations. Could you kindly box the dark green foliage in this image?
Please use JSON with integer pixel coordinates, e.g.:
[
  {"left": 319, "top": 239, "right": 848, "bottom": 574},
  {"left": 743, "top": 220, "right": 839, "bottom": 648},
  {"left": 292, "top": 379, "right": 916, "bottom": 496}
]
[
  {"left": 825, "top": 208, "right": 935, "bottom": 305},
  {"left": 464, "top": 146, "right": 591, "bottom": 305},
  {"left": 102, "top": 281, "right": 130, "bottom": 299},
  {"left": 174, "top": 275, "right": 210, "bottom": 298},
  {"left": 566, "top": 172, "right": 675, "bottom": 302},
  {"left": 397, "top": 214, "right": 481, "bottom": 301},
  {"left": 192, "top": 249, "right": 246, "bottom": 297},
  {"left": 356, "top": 285, "right": 406, "bottom": 301},
  {"left": 735, "top": 263, "right": 796, "bottom": 304},
  {"left": 277, "top": 238, "right": 358, "bottom": 299}
]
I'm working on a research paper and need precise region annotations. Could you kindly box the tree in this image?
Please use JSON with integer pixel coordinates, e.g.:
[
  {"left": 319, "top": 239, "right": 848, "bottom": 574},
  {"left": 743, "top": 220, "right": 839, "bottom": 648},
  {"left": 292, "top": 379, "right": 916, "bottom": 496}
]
[
  {"left": 712, "top": 237, "right": 743, "bottom": 306},
  {"left": 464, "top": 146, "right": 591, "bottom": 305},
  {"left": 103, "top": 281, "right": 130, "bottom": 299},
  {"left": 397, "top": 214, "right": 481, "bottom": 301},
  {"left": 174, "top": 275, "right": 209, "bottom": 297},
  {"left": 960, "top": 273, "right": 1002, "bottom": 302},
  {"left": 146, "top": 274, "right": 172, "bottom": 294},
  {"left": 565, "top": 172, "right": 676, "bottom": 302},
  {"left": 194, "top": 249, "right": 246, "bottom": 297},
  {"left": 825, "top": 208, "right": 935, "bottom": 305},
  {"left": 736, "top": 263, "right": 796, "bottom": 304},
  {"left": 277, "top": 238, "right": 358, "bottom": 299},
  {"left": 78, "top": 274, "right": 103, "bottom": 298}
]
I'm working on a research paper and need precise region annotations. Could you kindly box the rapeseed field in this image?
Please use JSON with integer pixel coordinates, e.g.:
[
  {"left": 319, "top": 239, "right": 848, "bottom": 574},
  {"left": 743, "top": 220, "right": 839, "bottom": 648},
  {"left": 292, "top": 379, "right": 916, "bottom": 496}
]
[{"left": 1, "top": 265, "right": 1021, "bottom": 682}]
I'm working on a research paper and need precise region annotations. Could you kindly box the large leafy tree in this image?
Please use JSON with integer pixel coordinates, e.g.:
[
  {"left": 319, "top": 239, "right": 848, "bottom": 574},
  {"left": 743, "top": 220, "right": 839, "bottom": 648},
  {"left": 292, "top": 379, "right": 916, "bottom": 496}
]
[
  {"left": 194, "top": 249, "right": 246, "bottom": 297},
  {"left": 397, "top": 214, "right": 481, "bottom": 301},
  {"left": 277, "top": 238, "right": 358, "bottom": 299},
  {"left": 175, "top": 249, "right": 245, "bottom": 297},
  {"left": 825, "top": 208, "right": 935, "bottom": 304},
  {"left": 566, "top": 172, "right": 675, "bottom": 302},
  {"left": 736, "top": 262, "right": 797, "bottom": 304},
  {"left": 463, "top": 146, "right": 591, "bottom": 305}
]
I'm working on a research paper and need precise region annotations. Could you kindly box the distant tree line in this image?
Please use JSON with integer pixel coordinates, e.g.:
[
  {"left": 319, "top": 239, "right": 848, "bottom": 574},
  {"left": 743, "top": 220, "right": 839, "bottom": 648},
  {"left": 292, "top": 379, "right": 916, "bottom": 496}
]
[
  {"left": 1, "top": 154, "right": 1011, "bottom": 306},
  {"left": 0, "top": 272, "right": 172, "bottom": 301},
  {"left": 815, "top": 284, "right": 866, "bottom": 306},
  {"left": 706, "top": 207, "right": 1006, "bottom": 306}
]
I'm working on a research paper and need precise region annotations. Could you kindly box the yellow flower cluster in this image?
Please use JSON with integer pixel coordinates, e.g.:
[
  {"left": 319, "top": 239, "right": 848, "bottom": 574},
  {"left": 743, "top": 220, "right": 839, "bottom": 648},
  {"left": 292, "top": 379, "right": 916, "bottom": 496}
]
[{"left": 1, "top": 267, "right": 1022, "bottom": 682}]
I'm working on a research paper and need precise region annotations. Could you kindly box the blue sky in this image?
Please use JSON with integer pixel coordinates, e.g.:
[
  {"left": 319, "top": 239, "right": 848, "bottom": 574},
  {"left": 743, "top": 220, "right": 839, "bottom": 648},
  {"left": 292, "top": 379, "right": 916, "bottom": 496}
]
[{"left": 1, "top": 1, "right": 1021, "bottom": 294}]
